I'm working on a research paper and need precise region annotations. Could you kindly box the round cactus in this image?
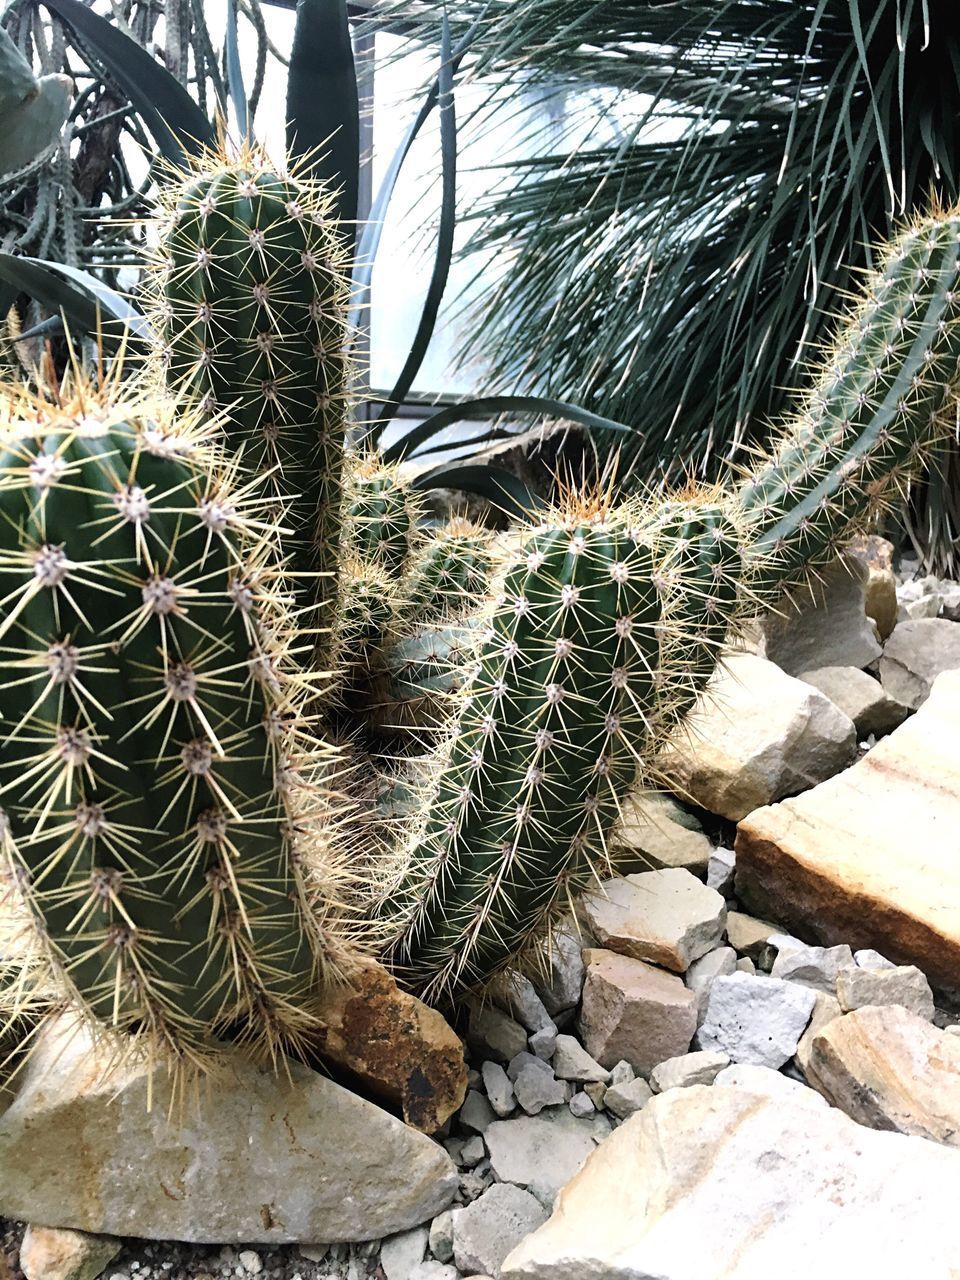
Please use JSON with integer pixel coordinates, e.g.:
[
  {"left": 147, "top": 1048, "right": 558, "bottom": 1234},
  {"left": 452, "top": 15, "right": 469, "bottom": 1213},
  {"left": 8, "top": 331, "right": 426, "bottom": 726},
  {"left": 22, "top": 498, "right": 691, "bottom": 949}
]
[
  {"left": 343, "top": 453, "right": 422, "bottom": 580},
  {"left": 0, "top": 377, "right": 347, "bottom": 1071},
  {"left": 402, "top": 516, "right": 497, "bottom": 623}
]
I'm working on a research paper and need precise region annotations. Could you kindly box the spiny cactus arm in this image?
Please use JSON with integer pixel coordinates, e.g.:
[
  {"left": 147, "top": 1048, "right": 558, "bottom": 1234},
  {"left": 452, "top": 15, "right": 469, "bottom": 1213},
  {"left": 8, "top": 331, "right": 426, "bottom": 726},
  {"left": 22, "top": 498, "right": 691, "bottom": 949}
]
[
  {"left": 0, "top": 384, "right": 344, "bottom": 1071},
  {"left": 153, "top": 142, "right": 350, "bottom": 623},
  {"left": 737, "top": 209, "right": 960, "bottom": 595},
  {"left": 379, "top": 511, "right": 663, "bottom": 999},
  {"left": 402, "top": 516, "right": 497, "bottom": 623},
  {"left": 366, "top": 618, "right": 483, "bottom": 735}
]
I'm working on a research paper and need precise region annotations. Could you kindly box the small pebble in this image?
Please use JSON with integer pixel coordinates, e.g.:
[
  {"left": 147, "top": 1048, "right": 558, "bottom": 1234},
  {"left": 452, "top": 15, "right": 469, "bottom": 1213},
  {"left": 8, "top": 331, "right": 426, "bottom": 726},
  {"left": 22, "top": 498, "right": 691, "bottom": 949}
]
[
  {"left": 238, "top": 1253, "right": 262, "bottom": 1276},
  {"left": 569, "top": 1090, "right": 595, "bottom": 1118}
]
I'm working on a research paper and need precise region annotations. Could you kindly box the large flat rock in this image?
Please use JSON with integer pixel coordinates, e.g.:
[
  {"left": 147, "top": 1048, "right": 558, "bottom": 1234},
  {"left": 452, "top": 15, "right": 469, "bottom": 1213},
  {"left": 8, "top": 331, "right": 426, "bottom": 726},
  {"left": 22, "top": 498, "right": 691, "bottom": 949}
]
[
  {"left": 501, "top": 1084, "right": 960, "bottom": 1279},
  {"left": 0, "top": 1018, "right": 457, "bottom": 1243},
  {"left": 735, "top": 670, "right": 960, "bottom": 996}
]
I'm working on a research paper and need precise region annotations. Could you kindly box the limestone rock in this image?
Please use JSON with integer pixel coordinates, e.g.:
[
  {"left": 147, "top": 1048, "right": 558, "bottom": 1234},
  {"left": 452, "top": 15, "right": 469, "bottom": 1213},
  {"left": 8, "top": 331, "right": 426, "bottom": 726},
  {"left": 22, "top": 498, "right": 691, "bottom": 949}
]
[
  {"left": 706, "top": 846, "right": 736, "bottom": 897},
  {"left": 489, "top": 972, "right": 553, "bottom": 1034},
  {"left": 836, "top": 963, "right": 935, "bottom": 1021},
  {"left": 611, "top": 791, "right": 713, "bottom": 876},
  {"left": 380, "top": 1226, "right": 428, "bottom": 1280},
  {"left": 314, "top": 955, "right": 467, "bottom": 1132},
  {"left": 698, "top": 972, "right": 816, "bottom": 1068},
  {"left": 19, "top": 1227, "right": 120, "bottom": 1280},
  {"left": 798, "top": 666, "right": 909, "bottom": 738},
  {"left": 795, "top": 991, "right": 843, "bottom": 1079},
  {"left": 453, "top": 1185, "right": 547, "bottom": 1279},
  {"left": 484, "top": 1108, "right": 611, "bottom": 1210},
  {"left": 806, "top": 1005, "right": 960, "bottom": 1145},
  {"left": 481, "top": 1062, "right": 517, "bottom": 1118},
  {"left": 847, "top": 534, "right": 898, "bottom": 640},
  {"left": 660, "top": 654, "right": 857, "bottom": 821},
  {"left": 500, "top": 1085, "right": 960, "bottom": 1279},
  {"left": 650, "top": 1050, "right": 730, "bottom": 1093},
  {"left": 551, "top": 1034, "right": 609, "bottom": 1084},
  {"left": 410, "top": 1265, "right": 458, "bottom": 1280},
  {"left": 579, "top": 870, "right": 725, "bottom": 973},
  {"left": 880, "top": 618, "right": 960, "bottom": 709},
  {"left": 724, "top": 911, "right": 781, "bottom": 962},
  {"left": 513, "top": 1064, "right": 565, "bottom": 1117},
  {"left": 533, "top": 923, "right": 585, "bottom": 1017},
  {"left": 684, "top": 946, "right": 737, "bottom": 1023},
  {"left": 468, "top": 1006, "right": 528, "bottom": 1064},
  {"left": 460, "top": 1090, "right": 497, "bottom": 1135},
  {"left": 735, "top": 671, "right": 960, "bottom": 995},
  {"left": 760, "top": 553, "right": 882, "bottom": 674},
  {"left": 568, "top": 1092, "right": 595, "bottom": 1119},
  {"left": 769, "top": 941, "right": 854, "bottom": 994},
  {"left": 527, "top": 1024, "right": 557, "bottom": 1060},
  {"left": 429, "top": 1210, "right": 455, "bottom": 1263},
  {"left": 578, "top": 950, "right": 697, "bottom": 1076},
  {"left": 0, "top": 1020, "right": 457, "bottom": 1243},
  {"left": 602, "top": 1076, "right": 654, "bottom": 1119}
]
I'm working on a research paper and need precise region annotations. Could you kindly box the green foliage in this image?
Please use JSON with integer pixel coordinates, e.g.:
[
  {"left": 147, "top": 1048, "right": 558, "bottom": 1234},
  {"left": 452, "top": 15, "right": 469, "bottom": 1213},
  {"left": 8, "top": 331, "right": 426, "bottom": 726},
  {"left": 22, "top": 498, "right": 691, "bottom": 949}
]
[
  {"left": 0, "top": 377, "right": 341, "bottom": 1071},
  {"left": 0, "top": 28, "right": 71, "bottom": 180}
]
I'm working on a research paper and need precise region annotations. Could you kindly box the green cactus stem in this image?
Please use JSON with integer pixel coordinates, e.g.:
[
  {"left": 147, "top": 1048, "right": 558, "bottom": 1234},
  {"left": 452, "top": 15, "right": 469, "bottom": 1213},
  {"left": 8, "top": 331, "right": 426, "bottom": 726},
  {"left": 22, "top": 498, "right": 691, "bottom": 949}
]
[
  {"left": 737, "top": 205, "right": 960, "bottom": 595},
  {"left": 402, "top": 517, "right": 497, "bottom": 623},
  {"left": 344, "top": 453, "right": 422, "bottom": 580},
  {"left": 152, "top": 141, "right": 350, "bottom": 632},
  {"left": 0, "top": 376, "right": 346, "bottom": 1073},
  {"left": 368, "top": 618, "right": 483, "bottom": 735}
]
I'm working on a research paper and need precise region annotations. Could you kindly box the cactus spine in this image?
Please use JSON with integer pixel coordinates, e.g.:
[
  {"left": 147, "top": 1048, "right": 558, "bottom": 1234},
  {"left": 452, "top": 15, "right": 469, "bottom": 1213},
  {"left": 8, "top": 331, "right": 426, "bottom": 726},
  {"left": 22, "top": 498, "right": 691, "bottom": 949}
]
[
  {"left": 344, "top": 454, "right": 422, "bottom": 579},
  {"left": 153, "top": 143, "right": 350, "bottom": 632},
  {"left": 0, "top": 377, "right": 346, "bottom": 1070},
  {"left": 402, "top": 517, "right": 497, "bottom": 623}
]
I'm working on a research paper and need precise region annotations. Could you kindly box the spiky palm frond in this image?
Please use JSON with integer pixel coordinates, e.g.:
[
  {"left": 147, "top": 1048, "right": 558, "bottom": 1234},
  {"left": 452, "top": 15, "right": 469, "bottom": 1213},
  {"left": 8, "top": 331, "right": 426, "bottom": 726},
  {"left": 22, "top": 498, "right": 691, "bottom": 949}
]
[{"left": 375, "top": 0, "right": 960, "bottom": 570}]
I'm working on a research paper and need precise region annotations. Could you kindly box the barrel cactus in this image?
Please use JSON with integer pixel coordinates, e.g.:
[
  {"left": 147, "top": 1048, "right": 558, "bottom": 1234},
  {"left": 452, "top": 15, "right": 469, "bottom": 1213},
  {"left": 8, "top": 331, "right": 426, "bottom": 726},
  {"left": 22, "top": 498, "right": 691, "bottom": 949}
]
[{"left": 0, "top": 377, "right": 347, "bottom": 1071}]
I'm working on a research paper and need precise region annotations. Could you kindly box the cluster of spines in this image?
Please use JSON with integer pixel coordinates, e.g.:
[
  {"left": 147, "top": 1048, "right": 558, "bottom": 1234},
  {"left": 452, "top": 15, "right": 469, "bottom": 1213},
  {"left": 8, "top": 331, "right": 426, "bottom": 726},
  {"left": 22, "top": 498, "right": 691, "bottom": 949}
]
[
  {"left": 401, "top": 516, "right": 497, "bottom": 623},
  {"left": 343, "top": 453, "right": 422, "bottom": 579},
  {"left": 150, "top": 141, "right": 351, "bottom": 640},
  {"left": 0, "top": 376, "right": 349, "bottom": 1074}
]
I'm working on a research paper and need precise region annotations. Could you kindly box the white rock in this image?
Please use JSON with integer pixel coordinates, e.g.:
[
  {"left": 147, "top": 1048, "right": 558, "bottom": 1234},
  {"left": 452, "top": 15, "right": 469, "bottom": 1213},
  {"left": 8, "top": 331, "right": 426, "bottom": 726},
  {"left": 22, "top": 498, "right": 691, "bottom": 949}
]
[
  {"left": 855, "top": 948, "right": 897, "bottom": 970},
  {"left": 659, "top": 653, "right": 858, "bottom": 821},
  {"left": 527, "top": 1024, "right": 557, "bottom": 1060},
  {"left": 501, "top": 1086, "right": 960, "bottom": 1279},
  {"left": 19, "top": 1226, "right": 121, "bottom": 1280},
  {"left": 736, "top": 957, "right": 756, "bottom": 975},
  {"left": 579, "top": 869, "right": 726, "bottom": 973},
  {"left": 380, "top": 1227, "right": 428, "bottom": 1280},
  {"left": 513, "top": 1064, "right": 565, "bottom": 1116},
  {"left": 880, "top": 618, "right": 960, "bottom": 709},
  {"left": 836, "top": 963, "right": 935, "bottom": 1021},
  {"left": 551, "top": 1034, "right": 610, "bottom": 1084},
  {"left": 650, "top": 1050, "right": 730, "bottom": 1093},
  {"left": 238, "top": 1251, "right": 263, "bottom": 1274},
  {"left": 770, "top": 941, "right": 854, "bottom": 993},
  {"left": 484, "top": 1108, "right": 612, "bottom": 1210},
  {"left": 453, "top": 1184, "right": 547, "bottom": 1279},
  {"left": 698, "top": 971, "right": 816, "bottom": 1068},
  {"left": 534, "top": 922, "right": 585, "bottom": 1016},
  {"left": 713, "top": 1062, "right": 827, "bottom": 1108},
  {"left": 409, "top": 1264, "right": 458, "bottom": 1280},
  {"left": 706, "top": 847, "right": 736, "bottom": 897},
  {"left": 795, "top": 991, "right": 843, "bottom": 1080},
  {"left": 481, "top": 1062, "right": 516, "bottom": 1118},
  {"left": 602, "top": 1077, "right": 654, "bottom": 1119},
  {"left": 608, "top": 1060, "right": 635, "bottom": 1087},
  {"left": 461, "top": 1136, "right": 486, "bottom": 1168},
  {"left": 429, "top": 1210, "right": 455, "bottom": 1264},
  {"left": 684, "top": 946, "right": 737, "bottom": 1023},
  {"left": 0, "top": 1019, "right": 456, "bottom": 1243}
]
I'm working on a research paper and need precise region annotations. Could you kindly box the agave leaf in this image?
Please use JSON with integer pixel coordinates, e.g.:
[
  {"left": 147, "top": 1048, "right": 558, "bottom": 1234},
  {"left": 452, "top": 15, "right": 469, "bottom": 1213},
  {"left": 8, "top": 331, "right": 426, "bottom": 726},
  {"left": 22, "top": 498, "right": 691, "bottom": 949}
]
[{"left": 410, "top": 462, "right": 543, "bottom": 519}]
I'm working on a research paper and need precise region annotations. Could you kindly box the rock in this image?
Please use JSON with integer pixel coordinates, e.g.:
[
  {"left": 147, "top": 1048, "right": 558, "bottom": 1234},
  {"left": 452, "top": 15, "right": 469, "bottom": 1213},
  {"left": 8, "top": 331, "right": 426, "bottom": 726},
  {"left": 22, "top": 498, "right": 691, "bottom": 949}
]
[
  {"left": 461, "top": 1136, "right": 486, "bottom": 1168},
  {"left": 551, "top": 1034, "right": 610, "bottom": 1084},
  {"left": 735, "top": 671, "right": 960, "bottom": 996},
  {"left": 602, "top": 1076, "right": 654, "bottom": 1119},
  {"left": 608, "top": 1060, "right": 634, "bottom": 1087},
  {"left": 769, "top": 941, "right": 854, "bottom": 993},
  {"left": 500, "top": 1084, "right": 960, "bottom": 1280},
  {"left": 460, "top": 1090, "right": 497, "bottom": 1135},
  {"left": 489, "top": 972, "right": 553, "bottom": 1034},
  {"left": 880, "top": 618, "right": 960, "bottom": 709},
  {"left": 836, "top": 963, "right": 935, "bottom": 1020},
  {"left": 568, "top": 1091, "right": 595, "bottom": 1118},
  {"left": 761, "top": 554, "right": 884, "bottom": 674},
  {"left": 429, "top": 1210, "right": 455, "bottom": 1264},
  {"left": 506, "top": 1052, "right": 550, "bottom": 1083},
  {"left": 467, "top": 1006, "right": 528, "bottom": 1064},
  {"left": 847, "top": 534, "right": 898, "bottom": 640},
  {"left": 578, "top": 950, "right": 697, "bottom": 1076},
  {"left": 611, "top": 790, "right": 713, "bottom": 876},
  {"left": 513, "top": 1064, "right": 565, "bottom": 1116},
  {"left": 238, "top": 1250, "right": 262, "bottom": 1274},
  {"left": 724, "top": 911, "right": 780, "bottom": 962},
  {"left": 19, "top": 1227, "right": 121, "bottom": 1280},
  {"left": 527, "top": 1024, "right": 557, "bottom": 1060},
  {"left": 579, "top": 869, "right": 726, "bottom": 973},
  {"left": 484, "top": 1108, "right": 611, "bottom": 1210},
  {"left": 683, "top": 946, "right": 737, "bottom": 1022},
  {"left": 532, "top": 923, "right": 584, "bottom": 1016},
  {"left": 453, "top": 1184, "right": 547, "bottom": 1279},
  {"left": 736, "top": 956, "right": 755, "bottom": 975},
  {"left": 312, "top": 955, "right": 467, "bottom": 1134},
  {"left": 380, "top": 1226, "right": 428, "bottom": 1280},
  {"left": 855, "top": 947, "right": 896, "bottom": 970},
  {"left": 795, "top": 991, "right": 843, "bottom": 1079},
  {"left": 583, "top": 1082, "right": 606, "bottom": 1109},
  {"left": 481, "top": 1062, "right": 516, "bottom": 1118},
  {"left": 698, "top": 971, "right": 816, "bottom": 1068},
  {"left": 798, "top": 666, "right": 909, "bottom": 738},
  {"left": 660, "top": 654, "right": 857, "bottom": 821},
  {"left": 0, "top": 1018, "right": 457, "bottom": 1243},
  {"left": 706, "top": 846, "right": 736, "bottom": 897},
  {"left": 712, "top": 1062, "right": 826, "bottom": 1106},
  {"left": 410, "top": 1265, "right": 458, "bottom": 1280},
  {"left": 649, "top": 1050, "right": 730, "bottom": 1092},
  {"left": 806, "top": 1005, "right": 960, "bottom": 1145}
]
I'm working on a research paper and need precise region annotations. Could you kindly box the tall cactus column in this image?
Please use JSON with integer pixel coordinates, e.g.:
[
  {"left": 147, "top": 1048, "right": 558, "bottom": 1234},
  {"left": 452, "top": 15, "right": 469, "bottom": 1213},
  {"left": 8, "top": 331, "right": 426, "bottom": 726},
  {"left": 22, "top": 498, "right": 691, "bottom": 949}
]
[{"left": 153, "top": 144, "right": 350, "bottom": 636}]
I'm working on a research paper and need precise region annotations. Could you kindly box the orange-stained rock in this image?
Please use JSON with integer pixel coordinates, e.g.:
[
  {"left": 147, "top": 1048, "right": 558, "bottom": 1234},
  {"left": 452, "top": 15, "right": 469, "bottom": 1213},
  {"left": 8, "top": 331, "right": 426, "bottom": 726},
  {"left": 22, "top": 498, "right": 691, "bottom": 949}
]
[
  {"left": 846, "top": 534, "right": 898, "bottom": 640},
  {"left": 735, "top": 670, "right": 960, "bottom": 996},
  {"left": 314, "top": 956, "right": 467, "bottom": 1132}
]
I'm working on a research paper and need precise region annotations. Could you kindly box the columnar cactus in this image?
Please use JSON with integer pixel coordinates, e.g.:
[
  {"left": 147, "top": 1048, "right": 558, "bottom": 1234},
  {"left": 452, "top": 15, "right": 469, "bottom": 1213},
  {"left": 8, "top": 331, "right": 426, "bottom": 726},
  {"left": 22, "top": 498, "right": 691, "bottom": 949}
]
[
  {"left": 344, "top": 454, "right": 422, "bottom": 579},
  {"left": 737, "top": 207, "right": 960, "bottom": 593},
  {"left": 402, "top": 517, "right": 497, "bottom": 622},
  {"left": 369, "top": 619, "right": 483, "bottom": 734},
  {"left": 0, "top": 378, "right": 346, "bottom": 1071},
  {"left": 152, "top": 142, "right": 350, "bottom": 631}
]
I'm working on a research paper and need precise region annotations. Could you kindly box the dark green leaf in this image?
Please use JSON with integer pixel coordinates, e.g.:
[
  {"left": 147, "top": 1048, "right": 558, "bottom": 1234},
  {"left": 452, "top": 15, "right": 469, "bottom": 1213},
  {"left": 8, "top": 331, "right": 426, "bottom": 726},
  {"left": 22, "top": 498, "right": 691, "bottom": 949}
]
[
  {"left": 411, "top": 463, "right": 543, "bottom": 519},
  {"left": 0, "top": 254, "right": 152, "bottom": 346},
  {"left": 225, "top": 0, "right": 251, "bottom": 141},
  {"left": 41, "top": 0, "right": 215, "bottom": 167}
]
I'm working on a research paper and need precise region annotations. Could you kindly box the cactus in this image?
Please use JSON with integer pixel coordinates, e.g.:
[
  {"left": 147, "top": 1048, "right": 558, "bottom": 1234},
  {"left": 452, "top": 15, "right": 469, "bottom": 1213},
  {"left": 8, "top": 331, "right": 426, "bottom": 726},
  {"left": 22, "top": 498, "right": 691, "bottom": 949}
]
[
  {"left": 402, "top": 517, "right": 497, "bottom": 623},
  {"left": 151, "top": 142, "right": 350, "bottom": 632},
  {"left": 368, "top": 619, "right": 483, "bottom": 735},
  {"left": 737, "top": 206, "right": 960, "bottom": 594},
  {"left": 0, "top": 376, "right": 347, "bottom": 1071},
  {"left": 344, "top": 454, "right": 422, "bottom": 579},
  {"left": 0, "top": 28, "right": 71, "bottom": 180}
]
